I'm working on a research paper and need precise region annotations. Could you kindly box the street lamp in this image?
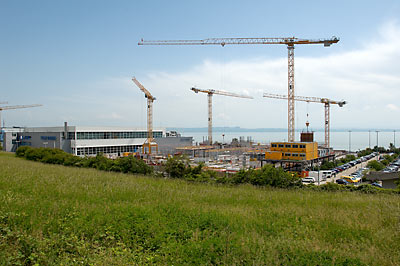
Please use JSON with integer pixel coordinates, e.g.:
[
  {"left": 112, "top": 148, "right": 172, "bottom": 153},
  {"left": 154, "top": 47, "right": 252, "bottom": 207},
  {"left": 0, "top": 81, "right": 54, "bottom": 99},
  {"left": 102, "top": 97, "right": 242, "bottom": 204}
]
[
  {"left": 376, "top": 131, "right": 379, "bottom": 148},
  {"left": 348, "top": 130, "right": 351, "bottom": 153},
  {"left": 369, "top": 130, "right": 371, "bottom": 149},
  {"left": 394, "top": 130, "right": 396, "bottom": 148}
]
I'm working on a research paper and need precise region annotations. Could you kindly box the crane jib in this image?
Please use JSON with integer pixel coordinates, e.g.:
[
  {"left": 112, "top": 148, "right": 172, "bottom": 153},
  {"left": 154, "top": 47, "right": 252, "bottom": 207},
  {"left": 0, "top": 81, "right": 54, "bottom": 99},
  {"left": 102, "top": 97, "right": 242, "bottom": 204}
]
[{"left": 138, "top": 37, "right": 339, "bottom": 46}]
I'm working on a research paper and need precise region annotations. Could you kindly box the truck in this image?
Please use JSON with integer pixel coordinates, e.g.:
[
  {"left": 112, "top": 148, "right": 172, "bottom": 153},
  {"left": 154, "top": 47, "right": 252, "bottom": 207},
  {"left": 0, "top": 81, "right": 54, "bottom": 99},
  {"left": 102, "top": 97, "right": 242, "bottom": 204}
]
[{"left": 307, "top": 170, "right": 333, "bottom": 181}]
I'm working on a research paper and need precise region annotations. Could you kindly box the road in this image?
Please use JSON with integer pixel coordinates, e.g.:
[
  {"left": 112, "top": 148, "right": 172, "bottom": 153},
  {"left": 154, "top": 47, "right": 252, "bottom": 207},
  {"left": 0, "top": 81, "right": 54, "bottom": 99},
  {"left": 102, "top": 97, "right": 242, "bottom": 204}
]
[{"left": 313, "top": 155, "right": 379, "bottom": 185}]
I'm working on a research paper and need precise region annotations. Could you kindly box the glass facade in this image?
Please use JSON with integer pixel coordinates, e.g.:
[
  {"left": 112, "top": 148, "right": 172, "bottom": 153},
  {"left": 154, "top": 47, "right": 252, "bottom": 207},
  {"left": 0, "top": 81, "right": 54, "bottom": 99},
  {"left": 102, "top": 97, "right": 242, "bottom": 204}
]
[
  {"left": 67, "top": 131, "right": 162, "bottom": 140},
  {"left": 76, "top": 145, "right": 141, "bottom": 156}
]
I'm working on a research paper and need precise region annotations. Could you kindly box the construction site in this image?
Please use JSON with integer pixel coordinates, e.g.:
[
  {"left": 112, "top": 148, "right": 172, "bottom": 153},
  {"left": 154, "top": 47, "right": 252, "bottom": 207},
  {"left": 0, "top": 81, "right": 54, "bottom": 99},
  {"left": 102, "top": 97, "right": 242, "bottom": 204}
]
[{"left": 1, "top": 36, "right": 349, "bottom": 174}]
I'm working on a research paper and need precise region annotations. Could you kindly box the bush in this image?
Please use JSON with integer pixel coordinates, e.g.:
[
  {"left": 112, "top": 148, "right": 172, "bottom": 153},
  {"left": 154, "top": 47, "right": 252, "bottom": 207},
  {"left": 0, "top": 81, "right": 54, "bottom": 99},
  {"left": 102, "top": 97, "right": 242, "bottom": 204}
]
[
  {"left": 164, "top": 156, "right": 189, "bottom": 178},
  {"left": 367, "top": 160, "right": 384, "bottom": 171},
  {"left": 357, "top": 148, "right": 373, "bottom": 157},
  {"left": 15, "top": 147, "right": 153, "bottom": 176},
  {"left": 320, "top": 160, "right": 336, "bottom": 170},
  {"left": 15, "top": 146, "right": 32, "bottom": 157},
  {"left": 381, "top": 159, "right": 390, "bottom": 166},
  {"left": 231, "top": 165, "right": 303, "bottom": 189},
  {"left": 356, "top": 184, "right": 379, "bottom": 194},
  {"left": 318, "top": 182, "right": 343, "bottom": 192}
]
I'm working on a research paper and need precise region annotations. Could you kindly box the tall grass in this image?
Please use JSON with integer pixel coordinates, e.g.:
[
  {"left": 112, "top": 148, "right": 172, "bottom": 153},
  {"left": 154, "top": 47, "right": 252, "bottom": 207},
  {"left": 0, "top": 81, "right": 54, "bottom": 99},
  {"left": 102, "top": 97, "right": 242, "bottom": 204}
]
[{"left": 0, "top": 152, "right": 399, "bottom": 265}]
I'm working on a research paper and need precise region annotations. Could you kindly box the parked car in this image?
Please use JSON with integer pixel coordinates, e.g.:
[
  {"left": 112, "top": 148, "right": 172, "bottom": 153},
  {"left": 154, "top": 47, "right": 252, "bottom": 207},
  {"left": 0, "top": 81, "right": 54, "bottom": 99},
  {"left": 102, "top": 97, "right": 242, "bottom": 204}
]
[
  {"left": 371, "top": 182, "right": 382, "bottom": 188},
  {"left": 301, "top": 177, "right": 315, "bottom": 183},
  {"left": 336, "top": 179, "right": 349, "bottom": 185},
  {"left": 342, "top": 175, "right": 361, "bottom": 184}
]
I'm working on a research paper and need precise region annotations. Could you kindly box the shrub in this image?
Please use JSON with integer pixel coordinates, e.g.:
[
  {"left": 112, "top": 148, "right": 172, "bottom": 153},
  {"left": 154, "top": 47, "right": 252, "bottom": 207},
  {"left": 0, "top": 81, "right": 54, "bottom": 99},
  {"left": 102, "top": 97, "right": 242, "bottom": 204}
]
[
  {"left": 356, "top": 184, "right": 379, "bottom": 194},
  {"left": 231, "top": 169, "right": 252, "bottom": 185},
  {"left": 230, "top": 165, "right": 303, "bottom": 189},
  {"left": 164, "top": 156, "right": 189, "bottom": 178},
  {"left": 367, "top": 160, "right": 384, "bottom": 171},
  {"left": 320, "top": 160, "right": 336, "bottom": 170},
  {"left": 15, "top": 147, "right": 152, "bottom": 175},
  {"left": 357, "top": 148, "right": 373, "bottom": 157},
  {"left": 15, "top": 146, "right": 32, "bottom": 157},
  {"left": 318, "top": 182, "right": 343, "bottom": 192}
]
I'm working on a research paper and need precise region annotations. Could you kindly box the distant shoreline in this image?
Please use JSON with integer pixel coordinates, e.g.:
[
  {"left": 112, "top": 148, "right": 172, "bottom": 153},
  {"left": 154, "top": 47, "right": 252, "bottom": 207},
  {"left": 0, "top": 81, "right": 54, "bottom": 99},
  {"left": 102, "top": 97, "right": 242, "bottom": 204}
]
[{"left": 167, "top": 127, "right": 399, "bottom": 133}]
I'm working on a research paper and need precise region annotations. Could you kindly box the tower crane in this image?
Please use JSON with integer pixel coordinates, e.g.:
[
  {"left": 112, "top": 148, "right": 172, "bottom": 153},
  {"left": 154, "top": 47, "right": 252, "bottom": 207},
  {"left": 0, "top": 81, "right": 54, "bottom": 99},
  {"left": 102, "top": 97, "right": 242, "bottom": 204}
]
[
  {"left": 0, "top": 104, "right": 43, "bottom": 134},
  {"left": 138, "top": 36, "right": 339, "bottom": 142},
  {"left": 191, "top": 87, "right": 253, "bottom": 145},
  {"left": 132, "top": 77, "right": 158, "bottom": 155},
  {"left": 263, "top": 92, "right": 346, "bottom": 148}
]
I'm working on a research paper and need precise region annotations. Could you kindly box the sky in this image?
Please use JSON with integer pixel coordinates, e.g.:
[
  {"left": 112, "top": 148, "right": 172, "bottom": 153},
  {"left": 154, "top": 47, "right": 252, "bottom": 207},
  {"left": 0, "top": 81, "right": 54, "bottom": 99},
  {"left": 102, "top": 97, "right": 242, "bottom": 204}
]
[{"left": 1, "top": 0, "right": 400, "bottom": 131}]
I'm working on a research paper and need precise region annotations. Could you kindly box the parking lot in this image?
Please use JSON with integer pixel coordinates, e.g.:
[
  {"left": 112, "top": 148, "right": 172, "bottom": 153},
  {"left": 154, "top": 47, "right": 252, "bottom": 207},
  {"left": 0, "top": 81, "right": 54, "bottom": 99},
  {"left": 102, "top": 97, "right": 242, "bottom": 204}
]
[{"left": 303, "top": 153, "right": 379, "bottom": 186}]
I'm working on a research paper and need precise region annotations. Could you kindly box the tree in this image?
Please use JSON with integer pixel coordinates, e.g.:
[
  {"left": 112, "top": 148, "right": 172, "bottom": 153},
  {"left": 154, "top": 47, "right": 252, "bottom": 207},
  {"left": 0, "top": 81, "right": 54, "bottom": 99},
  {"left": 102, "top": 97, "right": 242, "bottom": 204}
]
[
  {"left": 367, "top": 160, "right": 384, "bottom": 171},
  {"left": 164, "top": 156, "right": 189, "bottom": 178}
]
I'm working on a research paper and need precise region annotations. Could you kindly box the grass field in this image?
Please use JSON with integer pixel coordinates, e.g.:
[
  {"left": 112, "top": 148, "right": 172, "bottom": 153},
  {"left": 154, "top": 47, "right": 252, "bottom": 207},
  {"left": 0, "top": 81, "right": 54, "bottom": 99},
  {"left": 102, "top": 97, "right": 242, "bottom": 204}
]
[{"left": 0, "top": 152, "right": 399, "bottom": 265}]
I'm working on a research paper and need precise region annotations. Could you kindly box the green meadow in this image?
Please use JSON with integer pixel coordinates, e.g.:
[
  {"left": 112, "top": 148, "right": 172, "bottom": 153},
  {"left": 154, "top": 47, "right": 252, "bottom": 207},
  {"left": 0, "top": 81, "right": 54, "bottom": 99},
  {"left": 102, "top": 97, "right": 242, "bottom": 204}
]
[{"left": 0, "top": 152, "right": 399, "bottom": 265}]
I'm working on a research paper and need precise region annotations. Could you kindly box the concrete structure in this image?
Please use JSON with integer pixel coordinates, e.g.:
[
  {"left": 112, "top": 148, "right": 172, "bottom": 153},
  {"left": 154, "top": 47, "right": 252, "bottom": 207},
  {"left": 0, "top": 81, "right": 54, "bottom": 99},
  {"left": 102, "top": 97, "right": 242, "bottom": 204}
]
[
  {"left": 1, "top": 127, "right": 24, "bottom": 152},
  {"left": 2, "top": 123, "right": 192, "bottom": 157},
  {"left": 365, "top": 171, "right": 399, "bottom": 189}
]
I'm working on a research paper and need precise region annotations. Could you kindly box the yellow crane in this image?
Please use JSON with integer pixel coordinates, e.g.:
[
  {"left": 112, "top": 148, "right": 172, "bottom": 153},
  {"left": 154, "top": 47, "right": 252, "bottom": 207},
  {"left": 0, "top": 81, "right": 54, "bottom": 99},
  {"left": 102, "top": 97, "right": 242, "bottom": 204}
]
[
  {"left": 132, "top": 77, "right": 158, "bottom": 155},
  {"left": 138, "top": 36, "right": 339, "bottom": 142},
  {"left": 0, "top": 104, "right": 43, "bottom": 134},
  {"left": 263, "top": 92, "right": 346, "bottom": 148},
  {"left": 191, "top": 87, "right": 253, "bottom": 145}
]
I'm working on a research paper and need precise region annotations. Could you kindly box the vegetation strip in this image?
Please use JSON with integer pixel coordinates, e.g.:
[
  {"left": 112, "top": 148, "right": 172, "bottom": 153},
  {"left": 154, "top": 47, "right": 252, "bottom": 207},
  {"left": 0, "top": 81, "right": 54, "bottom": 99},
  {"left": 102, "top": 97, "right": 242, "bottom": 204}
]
[{"left": 14, "top": 146, "right": 400, "bottom": 194}]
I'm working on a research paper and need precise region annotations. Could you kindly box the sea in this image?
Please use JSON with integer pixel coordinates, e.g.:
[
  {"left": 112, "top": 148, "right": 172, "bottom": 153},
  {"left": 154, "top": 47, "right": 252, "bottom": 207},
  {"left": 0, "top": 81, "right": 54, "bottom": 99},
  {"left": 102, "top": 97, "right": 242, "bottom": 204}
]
[{"left": 177, "top": 130, "right": 398, "bottom": 151}]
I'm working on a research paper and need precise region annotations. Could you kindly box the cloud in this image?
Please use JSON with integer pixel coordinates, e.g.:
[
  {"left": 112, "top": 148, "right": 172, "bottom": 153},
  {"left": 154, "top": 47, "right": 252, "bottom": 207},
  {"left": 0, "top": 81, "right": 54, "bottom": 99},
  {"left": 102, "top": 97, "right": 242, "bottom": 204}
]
[
  {"left": 97, "top": 112, "right": 125, "bottom": 120},
  {"left": 386, "top": 104, "right": 399, "bottom": 111},
  {"left": 11, "top": 21, "right": 398, "bottom": 130},
  {"left": 134, "top": 20, "right": 400, "bottom": 129}
]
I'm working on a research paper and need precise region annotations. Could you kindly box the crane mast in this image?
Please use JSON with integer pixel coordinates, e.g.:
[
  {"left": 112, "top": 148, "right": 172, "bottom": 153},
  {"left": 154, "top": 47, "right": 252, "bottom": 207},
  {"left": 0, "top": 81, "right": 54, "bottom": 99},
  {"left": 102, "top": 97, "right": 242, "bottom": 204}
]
[
  {"left": 191, "top": 87, "right": 253, "bottom": 145},
  {"left": 132, "top": 77, "right": 157, "bottom": 155},
  {"left": 263, "top": 92, "right": 346, "bottom": 148},
  {"left": 139, "top": 36, "right": 339, "bottom": 142}
]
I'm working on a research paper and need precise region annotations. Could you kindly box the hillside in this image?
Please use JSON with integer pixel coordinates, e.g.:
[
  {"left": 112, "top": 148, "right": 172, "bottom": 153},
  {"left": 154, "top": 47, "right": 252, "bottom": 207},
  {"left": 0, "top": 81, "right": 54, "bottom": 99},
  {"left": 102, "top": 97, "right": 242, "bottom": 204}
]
[{"left": 0, "top": 152, "right": 399, "bottom": 265}]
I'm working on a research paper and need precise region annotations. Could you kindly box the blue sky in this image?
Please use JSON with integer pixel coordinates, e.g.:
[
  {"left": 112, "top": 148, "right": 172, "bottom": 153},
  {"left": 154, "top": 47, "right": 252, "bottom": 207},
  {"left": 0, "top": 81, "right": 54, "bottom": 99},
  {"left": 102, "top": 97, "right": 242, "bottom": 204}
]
[{"left": 1, "top": 0, "right": 400, "bottom": 130}]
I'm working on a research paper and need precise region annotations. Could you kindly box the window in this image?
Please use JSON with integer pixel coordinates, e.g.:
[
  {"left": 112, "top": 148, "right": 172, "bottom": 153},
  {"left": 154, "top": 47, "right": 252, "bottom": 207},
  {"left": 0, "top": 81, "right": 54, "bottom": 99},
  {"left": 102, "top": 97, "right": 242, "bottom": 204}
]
[
  {"left": 285, "top": 144, "right": 291, "bottom": 148},
  {"left": 300, "top": 153, "right": 306, "bottom": 157},
  {"left": 76, "top": 145, "right": 140, "bottom": 156},
  {"left": 75, "top": 131, "right": 162, "bottom": 140},
  {"left": 293, "top": 153, "right": 298, "bottom": 157},
  {"left": 271, "top": 144, "right": 277, "bottom": 148},
  {"left": 285, "top": 153, "right": 291, "bottom": 156},
  {"left": 278, "top": 144, "right": 284, "bottom": 148},
  {"left": 292, "top": 144, "right": 298, "bottom": 148},
  {"left": 40, "top": 136, "right": 56, "bottom": 141},
  {"left": 300, "top": 145, "right": 306, "bottom": 149}
]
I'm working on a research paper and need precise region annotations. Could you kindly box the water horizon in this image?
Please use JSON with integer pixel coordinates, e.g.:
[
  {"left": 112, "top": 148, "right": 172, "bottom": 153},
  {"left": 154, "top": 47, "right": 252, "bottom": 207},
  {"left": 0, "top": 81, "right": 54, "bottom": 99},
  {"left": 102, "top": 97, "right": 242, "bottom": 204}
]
[{"left": 177, "top": 130, "right": 398, "bottom": 151}]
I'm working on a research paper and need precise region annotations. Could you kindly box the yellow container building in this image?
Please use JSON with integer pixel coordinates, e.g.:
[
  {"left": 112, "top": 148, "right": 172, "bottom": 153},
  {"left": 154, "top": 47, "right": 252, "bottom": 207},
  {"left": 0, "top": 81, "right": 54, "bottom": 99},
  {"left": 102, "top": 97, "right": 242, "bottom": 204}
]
[{"left": 265, "top": 142, "right": 318, "bottom": 161}]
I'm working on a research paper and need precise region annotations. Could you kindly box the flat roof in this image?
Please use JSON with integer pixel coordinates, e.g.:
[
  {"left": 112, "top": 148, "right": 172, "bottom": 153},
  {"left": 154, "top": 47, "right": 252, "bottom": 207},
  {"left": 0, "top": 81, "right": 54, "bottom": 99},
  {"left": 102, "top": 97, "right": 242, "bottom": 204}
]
[{"left": 22, "top": 126, "right": 166, "bottom": 133}]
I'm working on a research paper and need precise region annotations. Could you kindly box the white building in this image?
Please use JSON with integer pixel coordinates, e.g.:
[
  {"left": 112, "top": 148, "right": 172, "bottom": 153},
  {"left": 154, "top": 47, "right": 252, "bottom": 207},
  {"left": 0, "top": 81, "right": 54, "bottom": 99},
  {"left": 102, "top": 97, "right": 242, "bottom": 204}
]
[{"left": 2, "top": 122, "right": 192, "bottom": 156}]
